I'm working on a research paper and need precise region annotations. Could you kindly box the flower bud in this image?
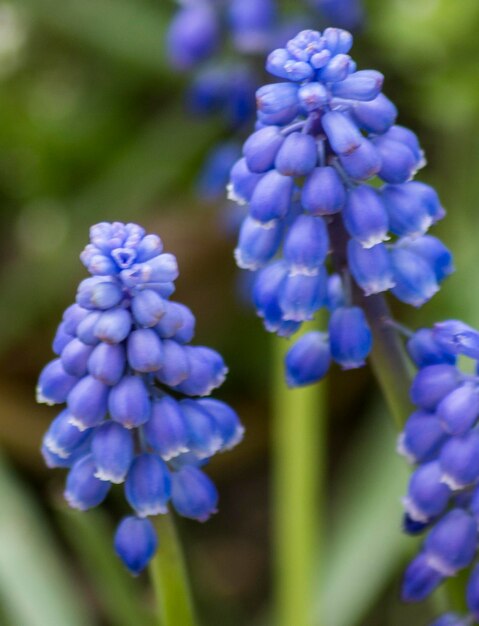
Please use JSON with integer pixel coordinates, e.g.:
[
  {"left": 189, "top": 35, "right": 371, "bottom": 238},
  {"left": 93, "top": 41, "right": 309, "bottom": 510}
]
[
  {"left": 347, "top": 240, "right": 395, "bottom": 296},
  {"left": 174, "top": 347, "right": 227, "bottom": 397},
  {"left": 339, "top": 138, "right": 381, "bottom": 181},
  {"left": 76, "top": 278, "right": 123, "bottom": 310},
  {"left": 424, "top": 509, "right": 477, "bottom": 575},
  {"left": 267, "top": 48, "right": 313, "bottom": 81},
  {"left": 256, "top": 83, "right": 299, "bottom": 126},
  {"left": 285, "top": 331, "right": 331, "bottom": 387},
  {"left": 108, "top": 375, "right": 151, "bottom": 429},
  {"left": 410, "top": 364, "right": 460, "bottom": 411},
  {"left": 252, "top": 260, "right": 288, "bottom": 328},
  {"left": 342, "top": 185, "right": 389, "bottom": 248},
  {"left": 383, "top": 126, "right": 424, "bottom": 167},
  {"left": 351, "top": 93, "right": 397, "bottom": 134},
  {"left": 88, "top": 342, "right": 125, "bottom": 386},
  {"left": 437, "top": 383, "right": 479, "bottom": 435},
  {"left": 65, "top": 454, "right": 110, "bottom": 511},
  {"left": 248, "top": 170, "right": 294, "bottom": 223},
  {"left": 243, "top": 126, "right": 284, "bottom": 173},
  {"left": 76, "top": 311, "right": 102, "bottom": 345},
  {"left": 114, "top": 516, "right": 158, "bottom": 575},
  {"left": 127, "top": 329, "right": 163, "bottom": 373},
  {"left": 228, "top": 158, "right": 263, "bottom": 204},
  {"left": 94, "top": 308, "right": 132, "bottom": 344},
  {"left": 67, "top": 376, "right": 109, "bottom": 430},
  {"left": 398, "top": 411, "right": 448, "bottom": 464},
  {"left": 179, "top": 399, "right": 223, "bottom": 459},
  {"left": 301, "top": 166, "right": 346, "bottom": 215},
  {"left": 131, "top": 290, "right": 166, "bottom": 328},
  {"left": 403, "top": 461, "right": 450, "bottom": 522},
  {"left": 329, "top": 306, "right": 372, "bottom": 369},
  {"left": 62, "top": 304, "right": 89, "bottom": 335},
  {"left": 275, "top": 132, "right": 317, "bottom": 177},
  {"left": 278, "top": 267, "right": 327, "bottom": 322},
  {"left": 382, "top": 184, "right": 433, "bottom": 239},
  {"left": 407, "top": 329, "right": 456, "bottom": 368},
  {"left": 155, "top": 340, "right": 190, "bottom": 387},
  {"left": 439, "top": 431, "right": 479, "bottom": 490},
  {"left": 37, "top": 359, "right": 79, "bottom": 405},
  {"left": 235, "top": 216, "right": 283, "bottom": 271},
  {"left": 136, "top": 234, "right": 163, "bottom": 262},
  {"left": 319, "top": 53, "right": 351, "bottom": 83},
  {"left": 403, "top": 236, "right": 454, "bottom": 283},
  {"left": 322, "top": 111, "right": 362, "bottom": 155},
  {"left": 144, "top": 396, "right": 189, "bottom": 461},
  {"left": 91, "top": 422, "right": 134, "bottom": 483},
  {"left": 61, "top": 339, "right": 94, "bottom": 378},
  {"left": 43, "top": 409, "right": 91, "bottom": 459},
  {"left": 125, "top": 453, "right": 171, "bottom": 517},
  {"left": 374, "top": 138, "right": 419, "bottom": 184},
  {"left": 331, "top": 70, "right": 383, "bottom": 101},
  {"left": 390, "top": 247, "right": 439, "bottom": 307},
  {"left": 171, "top": 466, "right": 218, "bottom": 522},
  {"left": 197, "top": 398, "right": 244, "bottom": 450},
  {"left": 401, "top": 553, "right": 444, "bottom": 602},
  {"left": 283, "top": 215, "right": 329, "bottom": 272}
]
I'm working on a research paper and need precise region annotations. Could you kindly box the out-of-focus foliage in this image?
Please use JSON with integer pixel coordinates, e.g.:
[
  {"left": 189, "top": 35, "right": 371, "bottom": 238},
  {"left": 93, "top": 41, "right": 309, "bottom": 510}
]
[
  {"left": 0, "top": 452, "right": 93, "bottom": 626},
  {"left": 0, "top": 0, "right": 479, "bottom": 624}
]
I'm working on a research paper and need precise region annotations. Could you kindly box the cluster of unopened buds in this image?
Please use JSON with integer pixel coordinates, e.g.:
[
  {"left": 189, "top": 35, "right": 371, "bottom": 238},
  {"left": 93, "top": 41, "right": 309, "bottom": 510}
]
[
  {"left": 399, "top": 321, "right": 479, "bottom": 624},
  {"left": 229, "top": 28, "right": 453, "bottom": 387},
  {"left": 37, "top": 222, "right": 243, "bottom": 574}
]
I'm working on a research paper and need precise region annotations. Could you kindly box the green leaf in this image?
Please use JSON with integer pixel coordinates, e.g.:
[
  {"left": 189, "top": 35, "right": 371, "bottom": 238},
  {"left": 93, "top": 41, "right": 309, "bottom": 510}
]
[
  {"left": 56, "top": 506, "right": 153, "bottom": 626},
  {"left": 319, "top": 400, "right": 411, "bottom": 626},
  {"left": 0, "top": 452, "right": 93, "bottom": 626}
]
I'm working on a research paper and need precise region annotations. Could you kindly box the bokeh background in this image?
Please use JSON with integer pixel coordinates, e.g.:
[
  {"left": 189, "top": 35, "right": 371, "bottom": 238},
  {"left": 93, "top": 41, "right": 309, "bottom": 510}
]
[{"left": 0, "top": 0, "right": 479, "bottom": 625}]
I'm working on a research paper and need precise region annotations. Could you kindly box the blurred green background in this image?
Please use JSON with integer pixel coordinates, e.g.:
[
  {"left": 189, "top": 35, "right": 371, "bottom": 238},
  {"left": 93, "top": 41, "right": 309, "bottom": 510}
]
[{"left": 0, "top": 0, "right": 479, "bottom": 624}]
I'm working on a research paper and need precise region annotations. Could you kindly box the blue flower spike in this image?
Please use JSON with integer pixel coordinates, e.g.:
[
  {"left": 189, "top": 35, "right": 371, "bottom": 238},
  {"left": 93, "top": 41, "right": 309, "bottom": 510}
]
[
  {"left": 399, "top": 321, "right": 479, "bottom": 614},
  {"left": 228, "top": 28, "right": 452, "bottom": 384},
  {"left": 37, "top": 222, "right": 243, "bottom": 574}
]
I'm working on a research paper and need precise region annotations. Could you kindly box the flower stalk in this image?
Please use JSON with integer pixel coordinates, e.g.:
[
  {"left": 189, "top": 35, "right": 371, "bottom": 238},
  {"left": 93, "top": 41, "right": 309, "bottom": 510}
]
[
  {"left": 149, "top": 513, "right": 198, "bottom": 626},
  {"left": 357, "top": 292, "right": 414, "bottom": 428},
  {"left": 272, "top": 327, "right": 326, "bottom": 626}
]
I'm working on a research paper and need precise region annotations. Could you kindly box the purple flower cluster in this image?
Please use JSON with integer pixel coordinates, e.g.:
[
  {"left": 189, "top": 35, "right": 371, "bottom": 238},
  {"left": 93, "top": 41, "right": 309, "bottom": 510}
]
[
  {"left": 399, "top": 321, "right": 479, "bottom": 623},
  {"left": 229, "top": 28, "right": 453, "bottom": 387},
  {"left": 37, "top": 222, "right": 243, "bottom": 574}
]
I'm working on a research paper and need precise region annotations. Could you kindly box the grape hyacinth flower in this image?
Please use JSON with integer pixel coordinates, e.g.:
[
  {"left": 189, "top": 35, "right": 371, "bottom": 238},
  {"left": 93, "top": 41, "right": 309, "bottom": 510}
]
[
  {"left": 228, "top": 28, "right": 453, "bottom": 387},
  {"left": 166, "top": 1, "right": 364, "bottom": 202},
  {"left": 398, "top": 320, "right": 479, "bottom": 622},
  {"left": 37, "top": 222, "right": 244, "bottom": 574}
]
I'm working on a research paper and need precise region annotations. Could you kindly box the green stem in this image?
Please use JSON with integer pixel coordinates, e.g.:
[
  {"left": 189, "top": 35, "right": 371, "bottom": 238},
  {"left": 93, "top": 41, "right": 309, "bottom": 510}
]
[
  {"left": 272, "top": 327, "right": 326, "bottom": 626},
  {"left": 149, "top": 513, "right": 198, "bottom": 626},
  {"left": 357, "top": 292, "right": 415, "bottom": 428}
]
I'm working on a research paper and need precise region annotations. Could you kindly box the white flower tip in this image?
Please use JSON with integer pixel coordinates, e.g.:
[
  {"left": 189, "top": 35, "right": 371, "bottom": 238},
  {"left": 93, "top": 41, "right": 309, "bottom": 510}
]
[
  {"left": 67, "top": 416, "right": 89, "bottom": 432},
  {"left": 227, "top": 183, "right": 246, "bottom": 205},
  {"left": 361, "top": 233, "right": 390, "bottom": 249}
]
